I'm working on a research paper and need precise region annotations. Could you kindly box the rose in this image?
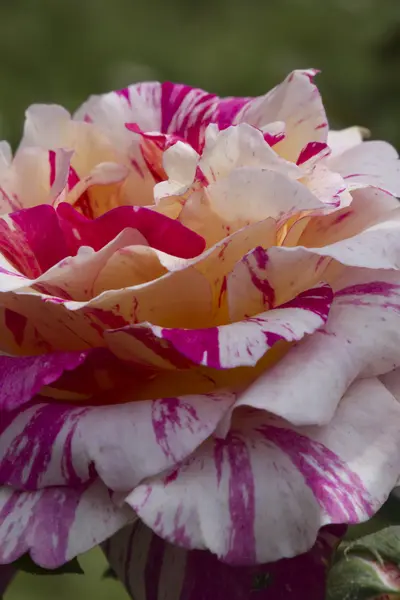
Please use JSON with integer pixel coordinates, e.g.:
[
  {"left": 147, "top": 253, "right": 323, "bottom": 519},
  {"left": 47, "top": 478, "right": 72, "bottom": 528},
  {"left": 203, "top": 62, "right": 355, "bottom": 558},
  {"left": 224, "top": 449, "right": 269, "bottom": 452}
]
[{"left": 1, "top": 69, "right": 400, "bottom": 592}]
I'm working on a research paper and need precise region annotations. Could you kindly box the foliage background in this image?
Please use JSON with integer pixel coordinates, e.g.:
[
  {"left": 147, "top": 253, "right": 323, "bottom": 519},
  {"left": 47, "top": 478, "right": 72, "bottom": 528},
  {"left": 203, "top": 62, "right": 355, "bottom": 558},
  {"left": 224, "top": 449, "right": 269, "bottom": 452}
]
[{"left": 2, "top": 0, "right": 400, "bottom": 597}]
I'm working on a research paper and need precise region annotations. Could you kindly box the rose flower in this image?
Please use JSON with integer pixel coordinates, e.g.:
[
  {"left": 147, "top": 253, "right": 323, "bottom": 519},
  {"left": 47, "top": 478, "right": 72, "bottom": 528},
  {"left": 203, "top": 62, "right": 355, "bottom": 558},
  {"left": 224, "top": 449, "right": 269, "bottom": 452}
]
[{"left": 0, "top": 70, "right": 400, "bottom": 585}]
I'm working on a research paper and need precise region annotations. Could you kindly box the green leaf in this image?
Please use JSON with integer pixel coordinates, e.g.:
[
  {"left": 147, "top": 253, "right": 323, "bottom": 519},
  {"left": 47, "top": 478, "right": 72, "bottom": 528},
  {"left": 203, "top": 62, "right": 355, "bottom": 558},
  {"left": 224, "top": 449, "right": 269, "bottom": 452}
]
[
  {"left": 327, "top": 555, "right": 400, "bottom": 600},
  {"left": 13, "top": 554, "right": 84, "bottom": 576},
  {"left": 342, "top": 526, "right": 400, "bottom": 566},
  {"left": 327, "top": 526, "right": 400, "bottom": 600}
]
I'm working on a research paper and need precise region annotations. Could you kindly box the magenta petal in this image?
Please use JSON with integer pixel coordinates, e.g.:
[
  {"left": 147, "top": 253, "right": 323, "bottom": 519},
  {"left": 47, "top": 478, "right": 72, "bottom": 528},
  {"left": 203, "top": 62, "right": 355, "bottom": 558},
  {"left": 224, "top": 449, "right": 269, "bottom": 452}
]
[
  {"left": 56, "top": 203, "right": 206, "bottom": 258},
  {"left": 105, "top": 522, "right": 345, "bottom": 600},
  {"left": 0, "top": 350, "right": 89, "bottom": 411},
  {"left": 0, "top": 205, "right": 70, "bottom": 277}
]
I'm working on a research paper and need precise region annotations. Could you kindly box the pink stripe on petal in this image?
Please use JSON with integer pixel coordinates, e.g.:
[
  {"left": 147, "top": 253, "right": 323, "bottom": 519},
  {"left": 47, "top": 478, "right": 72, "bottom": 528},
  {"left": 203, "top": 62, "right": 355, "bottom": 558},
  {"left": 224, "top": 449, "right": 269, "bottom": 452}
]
[
  {"left": 116, "top": 87, "right": 132, "bottom": 107},
  {"left": 0, "top": 481, "right": 130, "bottom": 567},
  {"left": 296, "top": 141, "right": 330, "bottom": 166},
  {"left": 0, "top": 391, "right": 234, "bottom": 493},
  {"left": 0, "top": 350, "right": 89, "bottom": 412},
  {"left": 156, "top": 283, "right": 332, "bottom": 369},
  {"left": 105, "top": 520, "right": 345, "bottom": 600},
  {"left": 48, "top": 150, "right": 56, "bottom": 186},
  {"left": 129, "top": 378, "right": 400, "bottom": 565},
  {"left": 257, "top": 425, "right": 374, "bottom": 522},
  {"left": 214, "top": 436, "right": 256, "bottom": 563},
  {"left": 0, "top": 403, "right": 89, "bottom": 489},
  {"left": 67, "top": 165, "right": 80, "bottom": 190}
]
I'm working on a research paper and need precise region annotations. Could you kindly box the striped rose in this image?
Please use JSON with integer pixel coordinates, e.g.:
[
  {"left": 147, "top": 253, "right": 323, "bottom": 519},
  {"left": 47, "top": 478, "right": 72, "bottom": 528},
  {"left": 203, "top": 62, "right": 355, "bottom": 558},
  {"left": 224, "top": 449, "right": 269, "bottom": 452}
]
[{"left": 1, "top": 69, "right": 400, "bottom": 597}]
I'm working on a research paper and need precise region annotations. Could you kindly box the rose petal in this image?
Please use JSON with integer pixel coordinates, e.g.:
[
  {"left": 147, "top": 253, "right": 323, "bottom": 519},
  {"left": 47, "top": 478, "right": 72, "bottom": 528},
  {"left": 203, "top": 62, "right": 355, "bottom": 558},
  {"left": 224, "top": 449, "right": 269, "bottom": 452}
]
[
  {"left": 198, "top": 123, "right": 302, "bottom": 183},
  {"left": 235, "top": 69, "right": 328, "bottom": 162},
  {"left": 299, "top": 187, "right": 399, "bottom": 248},
  {"left": 235, "top": 269, "right": 400, "bottom": 425},
  {"left": 0, "top": 391, "right": 235, "bottom": 492},
  {"left": 21, "top": 102, "right": 157, "bottom": 211},
  {"left": 0, "top": 205, "right": 70, "bottom": 278},
  {"left": 327, "top": 127, "right": 364, "bottom": 156},
  {"left": 127, "top": 282, "right": 332, "bottom": 370},
  {"left": 0, "top": 350, "right": 89, "bottom": 411},
  {"left": 327, "top": 140, "right": 400, "bottom": 196},
  {"left": 0, "top": 481, "right": 132, "bottom": 567},
  {"left": 128, "top": 377, "right": 400, "bottom": 564},
  {"left": 57, "top": 202, "right": 205, "bottom": 258},
  {"left": 206, "top": 167, "right": 326, "bottom": 230},
  {"left": 105, "top": 521, "right": 345, "bottom": 600},
  {"left": 303, "top": 164, "right": 352, "bottom": 208}
]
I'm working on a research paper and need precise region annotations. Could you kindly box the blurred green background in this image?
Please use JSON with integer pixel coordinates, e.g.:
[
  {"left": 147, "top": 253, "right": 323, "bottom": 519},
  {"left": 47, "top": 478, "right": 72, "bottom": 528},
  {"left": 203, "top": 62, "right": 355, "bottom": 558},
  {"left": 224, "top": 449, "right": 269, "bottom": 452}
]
[{"left": 2, "top": 0, "right": 400, "bottom": 597}]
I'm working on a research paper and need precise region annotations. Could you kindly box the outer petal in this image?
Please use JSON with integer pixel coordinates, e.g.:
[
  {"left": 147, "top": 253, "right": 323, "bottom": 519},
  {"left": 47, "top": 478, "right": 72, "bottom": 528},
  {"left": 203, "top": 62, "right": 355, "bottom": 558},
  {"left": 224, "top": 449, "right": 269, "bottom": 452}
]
[
  {"left": 0, "top": 481, "right": 132, "bottom": 567},
  {"left": 327, "top": 127, "right": 364, "bottom": 156},
  {"left": 128, "top": 378, "right": 400, "bottom": 564},
  {"left": 127, "top": 283, "right": 332, "bottom": 369},
  {"left": 0, "top": 392, "right": 235, "bottom": 492},
  {"left": 235, "top": 69, "right": 328, "bottom": 162},
  {"left": 299, "top": 187, "right": 400, "bottom": 248},
  {"left": 327, "top": 140, "right": 400, "bottom": 196},
  {"left": 105, "top": 521, "right": 345, "bottom": 600},
  {"left": 0, "top": 350, "right": 89, "bottom": 411},
  {"left": 77, "top": 82, "right": 219, "bottom": 154},
  {"left": 235, "top": 270, "right": 400, "bottom": 426}
]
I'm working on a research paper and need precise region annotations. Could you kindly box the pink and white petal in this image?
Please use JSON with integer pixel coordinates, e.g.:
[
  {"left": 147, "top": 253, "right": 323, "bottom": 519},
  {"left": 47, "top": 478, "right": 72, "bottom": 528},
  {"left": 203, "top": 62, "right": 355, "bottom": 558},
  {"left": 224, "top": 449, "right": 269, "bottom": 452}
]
[
  {"left": 207, "top": 167, "right": 326, "bottom": 231},
  {"left": 327, "top": 127, "right": 365, "bottom": 157},
  {"left": 327, "top": 140, "right": 400, "bottom": 196},
  {"left": 91, "top": 245, "right": 187, "bottom": 298},
  {"left": 76, "top": 82, "right": 218, "bottom": 154},
  {"left": 0, "top": 391, "right": 235, "bottom": 492},
  {"left": 74, "top": 83, "right": 162, "bottom": 141},
  {"left": 0, "top": 350, "right": 89, "bottom": 411},
  {"left": 153, "top": 82, "right": 218, "bottom": 151},
  {"left": 236, "top": 269, "right": 400, "bottom": 426},
  {"left": 227, "top": 245, "right": 331, "bottom": 316},
  {"left": 265, "top": 208, "right": 400, "bottom": 275},
  {"left": 299, "top": 187, "right": 400, "bottom": 248},
  {"left": 303, "top": 164, "right": 352, "bottom": 208},
  {"left": 199, "top": 123, "right": 302, "bottom": 183},
  {"left": 33, "top": 229, "right": 148, "bottom": 301},
  {"left": 0, "top": 219, "right": 277, "bottom": 349},
  {"left": 296, "top": 141, "right": 331, "bottom": 169},
  {"left": 134, "top": 282, "right": 332, "bottom": 369},
  {"left": 235, "top": 69, "right": 328, "bottom": 162},
  {"left": 0, "top": 481, "right": 132, "bottom": 568},
  {"left": 62, "top": 161, "right": 129, "bottom": 209},
  {"left": 105, "top": 521, "right": 345, "bottom": 600},
  {"left": 20, "top": 102, "right": 156, "bottom": 210},
  {"left": 128, "top": 377, "right": 400, "bottom": 564},
  {"left": 0, "top": 147, "right": 65, "bottom": 212}
]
